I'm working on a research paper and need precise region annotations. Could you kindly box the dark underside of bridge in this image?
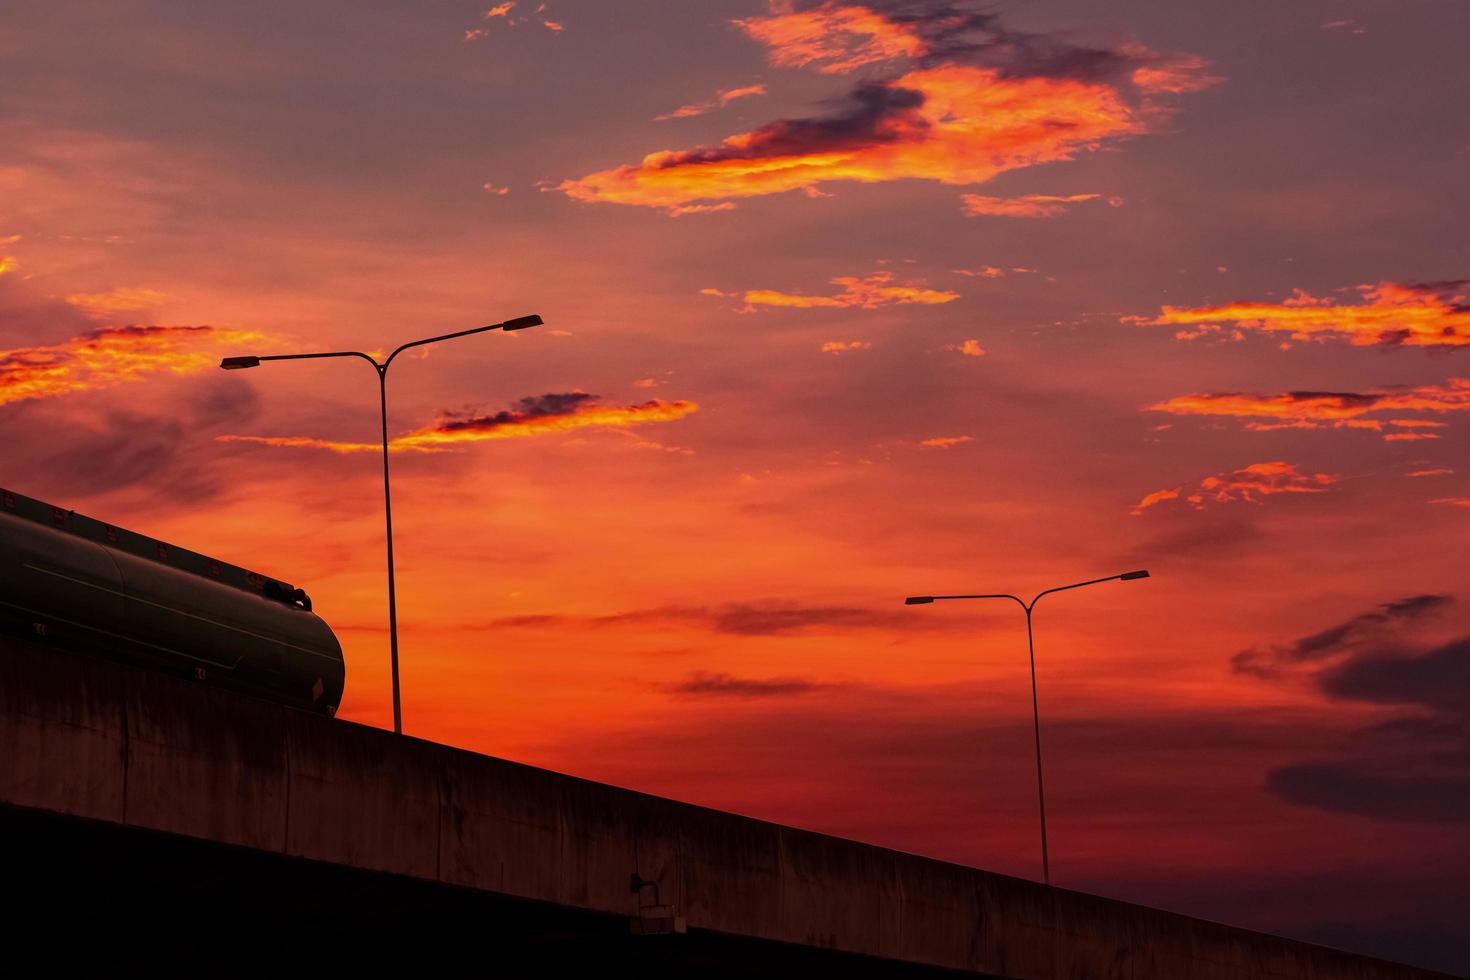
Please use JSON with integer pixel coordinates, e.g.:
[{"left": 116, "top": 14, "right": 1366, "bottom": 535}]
[{"left": 3, "top": 804, "right": 978, "bottom": 977}]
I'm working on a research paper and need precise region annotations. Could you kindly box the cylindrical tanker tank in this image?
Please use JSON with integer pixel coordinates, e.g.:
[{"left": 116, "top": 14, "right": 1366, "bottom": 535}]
[{"left": 0, "top": 487, "right": 344, "bottom": 715}]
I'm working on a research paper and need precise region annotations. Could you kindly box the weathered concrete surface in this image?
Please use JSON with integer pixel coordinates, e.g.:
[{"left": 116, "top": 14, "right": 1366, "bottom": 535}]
[{"left": 0, "top": 637, "right": 1452, "bottom": 979}]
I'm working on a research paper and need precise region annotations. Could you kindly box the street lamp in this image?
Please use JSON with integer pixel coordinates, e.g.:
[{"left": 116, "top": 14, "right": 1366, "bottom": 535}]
[
  {"left": 904, "top": 569, "right": 1150, "bottom": 885},
  {"left": 221, "top": 313, "right": 543, "bottom": 734}
]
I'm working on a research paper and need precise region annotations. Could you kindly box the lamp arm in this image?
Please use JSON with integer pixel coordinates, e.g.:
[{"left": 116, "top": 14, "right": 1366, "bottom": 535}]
[
  {"left": 383, "top": 323, "right": 505, "bottom": 370},
  {"left": 254, "top": 351, "right": 381, "bottom": 369},
  {"left": 931, "top": 593, "right": 1029, "bottom": 613},
  {"left": 1028, "top": 575, "right": 1124, "bottom": 611}
]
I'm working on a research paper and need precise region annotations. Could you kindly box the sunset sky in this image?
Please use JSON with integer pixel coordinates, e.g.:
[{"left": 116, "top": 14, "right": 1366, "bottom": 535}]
[{"left": 3, "top": 0, "right": 1468, "bottom": 970}]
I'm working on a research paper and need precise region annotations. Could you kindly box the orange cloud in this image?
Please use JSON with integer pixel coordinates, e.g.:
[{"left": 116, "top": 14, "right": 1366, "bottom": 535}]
[
  {"left": 959, "top": 193, "right": 1112, "bottom": 218},
  {"left": 944, "top": 339, "right": 986, "bottom": 357},
  {"left": 656, "top": 84, "right": 767, "bottom": 121},
  {"left": 66, "top": 287, "right": 167, "bottom": 316},
  {"left": 0, "top": 256, "right": 17, "bottom": 275},
  {"left": 953, "top": 266, "right": 1033, "bottom": 278},
  {"left": 1139, "top": 281, "right": 1470, "bottom": 348},
  {"left": 1408, "top": 468, "right": 1454, "bottom": 478},
  {"left": 557, "top": 3, "right": 1214, "bottom": 213},
  {"left": 482, "top": 182, "right": 510, "bottom": 195},
  {"left": 736, "top": 272, "right": 958, "bottom": 311},
  {"left": 561, "top": 69, "right": 1142, "bottom": 213},
  {"left": 920, "top": 435, "right": 973, "bottom": 448},
  {"left": 0, "top": 325, "right": 261, "bottom": 409},
  {"left": 1129, "top": 52, "right": 1223, "bottom": 93},
  {"left": 1132, "top": 488, "right": 1179, "bottom": 512},
  {"left": 218, "top": 392, "right": 698, "bottom": 454},
  {"left": 665, "top": 202, "right": 737, "bottom": 217},
  {"left": 1148, "top": 379, "right": 1470, "bottom": 441},
  {"left": 734, "top": 3, "right": 927, "bottom": 74},
  {"left": 718, "top": 83, "right": 766, "bottom": 103},
  {"left": 1430, "top": 497, "right": 1470, "bottom": 508},
  {"left": 1133, "top": 461, "right": 1337, "bottom": 515},
  {"left": 465, "top": 3, "right": 561, "bottom": 37},
  {"left": 820, "top": 340, "right": 872, "bottom": 354}
]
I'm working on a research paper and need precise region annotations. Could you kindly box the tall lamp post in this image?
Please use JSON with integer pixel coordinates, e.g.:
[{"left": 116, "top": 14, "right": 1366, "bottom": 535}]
[
  {"left": 221, "top": 314, "right": 543, "bottom": 734},
  {"left": 904, "top": 569, "right": 1150, "bottom": 884}
]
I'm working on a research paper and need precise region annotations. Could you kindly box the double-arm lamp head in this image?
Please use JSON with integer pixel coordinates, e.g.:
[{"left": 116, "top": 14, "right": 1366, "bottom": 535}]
[
  {"left": 214, "top": 312, "right": 543, "bottom": 737},
  {"left": 219, "top": 314, "right": 544, "bottom": 371},
  {"left": 905, "top": 569, "right": 1149, "bottom": 606}
]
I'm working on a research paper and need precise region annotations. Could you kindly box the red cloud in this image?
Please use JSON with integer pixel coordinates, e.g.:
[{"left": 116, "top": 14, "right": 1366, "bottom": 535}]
[
  {"left": 218, "top": 392, "right": 698, "bottom": 454},
  {"left": 0, "top": 325, "right": 261, "bottom": 409},
  {"left": 1133, "top": 461, "right": 1338, "bottom": 515},
  {"left": 943, "top": 339, "right": 986, "bottom": 357},
  {"left": 724, "top": 272, "right": 958, "bottom": 311},
  {"left": 65, "top": 287, "right": 167, "bottom": 316},
  {"left": 655, "top": 84, "right": 767, "bottom": 121},
  {"left": 959, "top": 193, "right": 1114, "bottom": 218},
  {"left": 1148, "top": 379, "right": 1470, "bottom": 441},
  {"left": 734, "top": 3, "right": 927, "bottom": 74},
  {"left": 557, "top": 2, "right": 1215, "bottom": 214},
  {"left": 1139, "top": 281, "right": 1470, "bottom": 348},
  {"left": 920, "top": 435, "right": 973, "bottom": 448}
]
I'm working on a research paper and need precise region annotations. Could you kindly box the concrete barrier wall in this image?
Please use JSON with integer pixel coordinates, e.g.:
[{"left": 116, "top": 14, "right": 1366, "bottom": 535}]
[{"left": 0, "top": 638, "right": 1450, "bottom": 979}]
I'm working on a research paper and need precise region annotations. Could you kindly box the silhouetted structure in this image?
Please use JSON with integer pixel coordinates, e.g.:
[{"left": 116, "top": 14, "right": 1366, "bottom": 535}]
[
  {"left": 0, "top": 487, "right": 343, "bottom": 714},
  {"left": 220, "top": 314, "right": 542, "bottom": 733},
  {"left": 906, "top": 571, "right": 1150, "bottom": 884},
  {"left": 4, "top": 634, "right": 1453, "bottom": 979}
]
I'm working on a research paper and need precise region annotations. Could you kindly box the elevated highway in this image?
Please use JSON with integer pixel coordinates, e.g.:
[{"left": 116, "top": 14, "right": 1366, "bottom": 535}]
[{"left": 0, "top": 637, "right": 1452, "bottom": 977}]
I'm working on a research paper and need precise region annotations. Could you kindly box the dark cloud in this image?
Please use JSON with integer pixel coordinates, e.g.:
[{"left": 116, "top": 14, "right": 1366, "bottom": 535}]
[
  {"left": 1282, "top": 390, "right": 1385, "bottom": 408},
  {"left": 435, "top": 391, "right": 598, "bottom": 432},
  {"left": 42, "top": 412, "right": 193, "bottom": 499},
  {"left": 705, "top": 602, "right": 913, "bottom": 635},
  {"left": 1403, "top": 278, "right": 1470, "bottom": 298},
  {"left": 464, "top": 600, "right": 934, "bottom": 637},
  {"left": 31, "top": 379, "right": 261, "bottom": 504},
  {"left": 1320, "top": 635, "right": 1470, "bottom": 715},
  {"left": 670, "top": 83, "right": 928, "bottom": 165},
  {"left": 787, "top": 0, "right": 1136, "bottom": 80},
  {"left": 83, "top": 323, "right": 213, "bottom": 340},
  {"left": 1126, "top": 514, "right": 1266, "bottom": 561},
  {"left": 1241, "top": 596, "right": 1470, "bottom": 825},
  {"left": 668, "top": 671, "right": 833, "bottom": 699},
  {"left": 1231, "top": 594, "right": 1450, "bottom": 679},
  {"left": 189, "top": 378, "right": 264, "bottom": 430},
  {"left": 1267, "top": 762, "right": 1470, "bottom": 823}
]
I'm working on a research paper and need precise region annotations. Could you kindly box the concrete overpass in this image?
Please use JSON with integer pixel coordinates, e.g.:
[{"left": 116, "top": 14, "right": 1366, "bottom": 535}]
[{"left": 1, "top": 637, "right": 1453, "bottom": 977}]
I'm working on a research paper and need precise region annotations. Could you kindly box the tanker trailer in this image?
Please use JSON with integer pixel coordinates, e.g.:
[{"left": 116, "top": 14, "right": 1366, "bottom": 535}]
[{"left": 0, "top": 487, "right": 344, "bottom": 715}]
